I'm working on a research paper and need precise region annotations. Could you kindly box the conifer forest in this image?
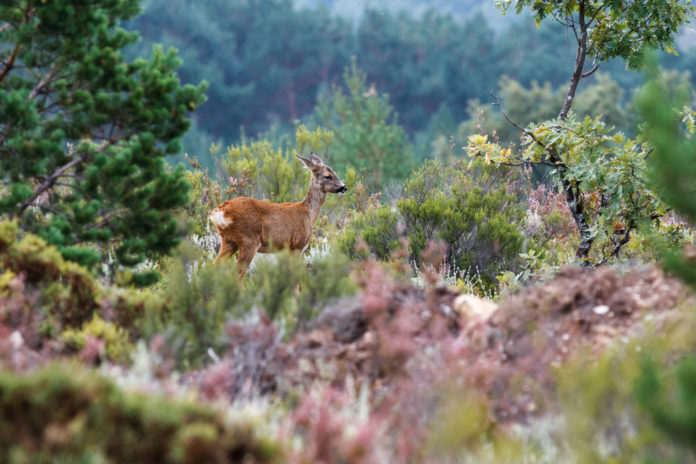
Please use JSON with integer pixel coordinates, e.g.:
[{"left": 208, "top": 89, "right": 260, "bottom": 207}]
[{"left": 5, "top": 0, "right": 696, "bottom": 462}]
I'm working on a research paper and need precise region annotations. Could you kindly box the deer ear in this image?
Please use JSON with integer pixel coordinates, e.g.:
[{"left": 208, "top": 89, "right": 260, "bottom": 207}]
[
  {"left": 296, "top": 155, "right": 315, "bottom": 170},
  {"left": 309, "top": 152, "right": 323, "bottom": 165}
]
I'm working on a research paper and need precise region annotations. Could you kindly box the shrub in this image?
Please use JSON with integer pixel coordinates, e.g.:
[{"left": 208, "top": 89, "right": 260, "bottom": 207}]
[
  {"left": 341, "top": 159, "right": 528, "bottom": 287},
  {"left": 61, "top": 315, "right": 134, "bottom": 363},
  {"left": 0, "top": 363, "right": 281, "bottom": 463},
  {"left": 339, "top": 205, "right": 400, "bottom": 261},
  {"left": 216, "top": 125, "right": 333, "bottom": 203},
  {"left": 0, "top": 220, "right": 98, "bottom": 329},
  {"left": 140, "top": 242, "right": 248, "bottom": 369},
  {"left": 0, "top": 219, "right": 164, "bottom": 349},
  {"left": 145, "top": 243, "right": 356, "bottom": 367}
]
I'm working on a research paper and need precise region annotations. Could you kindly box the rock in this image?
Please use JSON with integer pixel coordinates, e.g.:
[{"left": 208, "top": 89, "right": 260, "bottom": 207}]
[
  {"left": 453, "top": 294, "right": 498, "bottom": 321},
  {"left": 309, "top": 297, "right": 367, "bottom": 343},
  {"left": 592, "top": 305, "right": 610, "bottom": 315}
]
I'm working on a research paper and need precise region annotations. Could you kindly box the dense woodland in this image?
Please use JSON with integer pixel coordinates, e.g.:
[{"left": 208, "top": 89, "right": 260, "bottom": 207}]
[
  {"left": 129, "top": 0, "right": 696, "bottom": 167},
  {"left": 3, "top": 0, "right": 696, "bottom": 462}
]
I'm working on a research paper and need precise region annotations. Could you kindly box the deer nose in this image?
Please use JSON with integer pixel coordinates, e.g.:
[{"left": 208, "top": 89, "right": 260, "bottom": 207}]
[{"left": 338, "top": 185, "right": 348, "bottom": 193}]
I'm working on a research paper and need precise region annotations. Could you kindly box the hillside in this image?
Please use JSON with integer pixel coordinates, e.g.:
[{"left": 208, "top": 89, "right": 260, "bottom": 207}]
[{"left": 3, "top": 0, "right": 696, "bottom": 462}]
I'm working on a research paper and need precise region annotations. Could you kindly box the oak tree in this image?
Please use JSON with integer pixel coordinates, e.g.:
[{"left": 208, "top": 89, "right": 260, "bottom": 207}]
[{"left": 470, "top": 0, "right": 695, "bottom": 264}]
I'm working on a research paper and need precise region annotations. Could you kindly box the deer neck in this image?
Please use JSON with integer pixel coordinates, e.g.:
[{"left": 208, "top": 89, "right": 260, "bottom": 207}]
[{"left": 301, "top": 177, "right": 326, "bottom": 224}]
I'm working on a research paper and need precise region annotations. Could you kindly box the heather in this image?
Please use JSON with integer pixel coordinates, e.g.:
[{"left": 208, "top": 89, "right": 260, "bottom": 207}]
[{"left": 4, "top": 0, "right": 696, "bottom": 462}]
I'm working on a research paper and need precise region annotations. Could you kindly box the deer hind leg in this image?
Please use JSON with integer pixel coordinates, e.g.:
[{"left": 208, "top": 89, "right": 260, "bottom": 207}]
[
  {"left": 236, "top": 240, "right": 260, "bottom": 279},
  {"left": 213, "top": 240, "right": 238, "bottom": 264}
]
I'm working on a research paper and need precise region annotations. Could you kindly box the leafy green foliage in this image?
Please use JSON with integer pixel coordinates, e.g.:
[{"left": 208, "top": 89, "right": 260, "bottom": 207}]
[
  {"left": 0, "top": 1, "right": 207, "bottom": 283},
  {"left": 0, "top": 363, "right": 281, "bottom": 463},
  {"left": 313, "top": 60, "right": 414, "bottom": 188},
  {"left": 498, "top": 0, "right": 694, "bottom": 69},
  {"left": 486, "top": 0, "right": 695, "bottom": 264},
  {"left": 466, "top": 110, "right": 679, "bottom": 265},
  {"left": 342, "top": 160, "right": 527, "bottom": 286}
]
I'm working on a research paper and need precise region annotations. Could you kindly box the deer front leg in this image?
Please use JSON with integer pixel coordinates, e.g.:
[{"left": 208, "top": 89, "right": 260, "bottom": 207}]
[
  {"left": 236, "top": 240, "right": 260, "bottom": 279},
  {"left": 213, "top": 240, "right": 238, "bottom": 264}
]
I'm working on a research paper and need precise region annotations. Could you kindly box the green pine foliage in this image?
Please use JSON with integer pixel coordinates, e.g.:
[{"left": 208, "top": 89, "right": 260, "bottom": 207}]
[
  {"left": 313, "top": 60, "right": 414, "bottom": 188},
  {"left": 625, "top": 61, "right": 696, "bottom": 459},
  {"left": 639, "top": 64, "right": 696, "bottom": 286},
  {"left": 0, "top": 1, "right": 207, "bottom": 284}
]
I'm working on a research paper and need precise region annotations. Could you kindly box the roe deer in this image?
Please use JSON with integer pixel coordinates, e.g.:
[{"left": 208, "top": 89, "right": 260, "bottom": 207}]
[{"left": 209, "top": 152, "right": 347, "bottom": 278}]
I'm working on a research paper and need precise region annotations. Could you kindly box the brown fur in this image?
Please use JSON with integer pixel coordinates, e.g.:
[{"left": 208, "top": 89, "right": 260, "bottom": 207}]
[{"left": 210, "top": 153, "right": 346, "bottom": 278}]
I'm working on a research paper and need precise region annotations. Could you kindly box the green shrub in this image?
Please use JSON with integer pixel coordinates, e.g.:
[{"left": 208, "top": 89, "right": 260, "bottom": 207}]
[
  {"left": 140, "top": 243, "right": 248, "bottom": 368},
  {"left": 339, "top": 205, "right": 400, "bottom": 260},
  {"left": 216, "top": 124, "right": 333, "bottom": 203},
  {"left": 0, "top": 364, "right": 281, "bottom": 464},
  {"left": 61, "top": 315, "right": 134, "bottom": 363},
  {"left": 145, "top": 243, "right": 356, "bottom": 367},
  {"left": 0, "top": 220, "right": 98, "bottom": 329},
  {"left": 341, "top": 159, "right": 528, "bottom": 287}
]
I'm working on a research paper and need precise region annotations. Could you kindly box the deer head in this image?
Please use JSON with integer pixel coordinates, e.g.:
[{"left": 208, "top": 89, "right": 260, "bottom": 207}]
[{"left": 296, "top": 153, "right": 347, "bottom": 194}]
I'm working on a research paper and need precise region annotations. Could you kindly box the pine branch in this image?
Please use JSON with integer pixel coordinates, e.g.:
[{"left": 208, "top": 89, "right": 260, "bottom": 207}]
[{"left": 15, "top": 155, "right": 87, "bottom": 216}]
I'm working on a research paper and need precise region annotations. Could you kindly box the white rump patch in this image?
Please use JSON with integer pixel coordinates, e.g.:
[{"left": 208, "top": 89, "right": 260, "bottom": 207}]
[{"left": 209, "top": 209, "right": 232, "bottom": 227}]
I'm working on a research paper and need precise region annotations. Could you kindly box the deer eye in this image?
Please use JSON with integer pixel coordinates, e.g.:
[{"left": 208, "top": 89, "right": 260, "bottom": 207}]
[{"left": 323, "top": 175, "right": 332, "bottom": 180}]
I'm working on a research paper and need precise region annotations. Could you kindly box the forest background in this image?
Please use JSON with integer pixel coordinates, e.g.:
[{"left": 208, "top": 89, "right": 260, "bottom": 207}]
[{"left": 130, "top": 0, "right": 696, "bottom": 173}]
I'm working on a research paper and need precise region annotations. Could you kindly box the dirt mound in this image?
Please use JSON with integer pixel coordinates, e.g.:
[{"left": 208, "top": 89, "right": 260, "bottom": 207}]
[
  {"left": 456, "top": 265, "right": 685, "bottom": 421},
  {"left": 198, "top": 264, "right": 688, "bottom": 422}
]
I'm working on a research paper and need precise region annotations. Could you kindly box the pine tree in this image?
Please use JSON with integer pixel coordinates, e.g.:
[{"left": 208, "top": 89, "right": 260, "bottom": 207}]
[
  {"left": 0, "top": 1, "right": 206, "bottom": 285},
  {"left": 313, "top": 59, "right": 414, "bottom": 189},
  {"left": 632, "top": 61, "right": 696, "bottom": 456}
]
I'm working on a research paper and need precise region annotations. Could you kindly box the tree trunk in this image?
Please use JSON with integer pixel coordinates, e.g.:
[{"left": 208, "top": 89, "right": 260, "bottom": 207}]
[{"left": 554, "top": 0, "right": 595, "bottom": 265}]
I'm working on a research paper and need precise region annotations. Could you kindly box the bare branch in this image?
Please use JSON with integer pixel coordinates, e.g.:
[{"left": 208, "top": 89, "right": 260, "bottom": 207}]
[
  {"left": 15, "top": 155, "right": 86, "bottom": 216},
  {"left": 580, "top": 62, "right": 599, "bottom": 78},
  {"left": 29, "top": 64, "right": 57, "bottom": 100},
  {"left": 493, "top": 159, "right": 559, "bottom": 168},
  {"left": 610, "top": 219, "right": 635, "bottom": 258},
  {"left": 96, "top": 209, "right": 128, "bottom": 229},
  {"left": 569, "top": 15, "right": 579, "bottom": 43},
  {"left": 0, "top": 43, "right": 20, "bottom": 84},
  {"left": 489, "top": 91, "right": 567, "bottom": 168}
]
